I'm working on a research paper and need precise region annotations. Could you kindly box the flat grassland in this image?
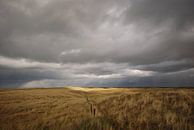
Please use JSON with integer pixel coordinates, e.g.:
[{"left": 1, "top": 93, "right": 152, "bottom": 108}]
[{"left": 0, "top": 87, "right": 193, "bottom": 130}]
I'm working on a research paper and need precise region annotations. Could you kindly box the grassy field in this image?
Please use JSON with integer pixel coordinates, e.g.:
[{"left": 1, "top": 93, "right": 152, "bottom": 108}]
[{"left": 0, "top": 87, "right": 193, "bottom": 130}]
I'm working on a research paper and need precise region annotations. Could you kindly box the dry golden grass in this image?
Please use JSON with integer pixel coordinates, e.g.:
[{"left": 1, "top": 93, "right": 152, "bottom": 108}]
[{"left": 0, "top": 87, "right": 193, "bottom": 130}]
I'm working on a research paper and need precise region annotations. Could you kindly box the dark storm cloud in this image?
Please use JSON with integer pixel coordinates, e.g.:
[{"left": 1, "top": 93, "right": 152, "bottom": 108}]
[
  {"left": 125, "top": 0, "right": 194, "bottom": 29},
  {"left": 0, "top": 0, "right": 193, "bottom": 87},
  {"left": 136, "top": 59, "right": 194, "bottom": 73},
  {"left": 120, "top": 0, "right": 194, "bottom": 66}
]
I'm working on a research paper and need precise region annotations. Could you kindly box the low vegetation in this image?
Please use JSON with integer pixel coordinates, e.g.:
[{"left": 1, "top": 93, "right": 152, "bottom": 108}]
[{"left": 0, "top": 87, "right": 193, "bottom": 130}]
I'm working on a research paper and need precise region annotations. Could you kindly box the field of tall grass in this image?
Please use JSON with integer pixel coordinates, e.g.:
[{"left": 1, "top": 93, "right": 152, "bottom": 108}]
[{"left": 0, "top": 87, "right": 193, "bottom": 130}]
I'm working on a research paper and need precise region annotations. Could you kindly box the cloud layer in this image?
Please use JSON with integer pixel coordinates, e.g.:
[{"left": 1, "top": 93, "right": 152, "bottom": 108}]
[{"left": 0, "top": 0, "right": 194, "bottom": 87}]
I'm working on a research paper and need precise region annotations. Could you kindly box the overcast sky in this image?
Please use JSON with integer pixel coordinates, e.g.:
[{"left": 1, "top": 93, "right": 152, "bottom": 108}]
[{"left": 0, "top": 0, "right": 194, "bottom": 88}]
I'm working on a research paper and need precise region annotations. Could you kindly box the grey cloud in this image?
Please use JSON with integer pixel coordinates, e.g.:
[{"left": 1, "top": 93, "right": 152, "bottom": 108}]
[
  {"left": 125, "top": 0, "right": 194, "bottom": 29},
  {"left": 136, "top": 59, "right": 194, "bottom": 73},
  {"left": 0, "top": 0, "right": 194, "bottom": 87}
]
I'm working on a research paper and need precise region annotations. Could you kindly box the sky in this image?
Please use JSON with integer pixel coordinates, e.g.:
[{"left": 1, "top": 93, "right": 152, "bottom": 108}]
[{"left": 0, "top": 0, "right": 194, "bottom": 88}]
